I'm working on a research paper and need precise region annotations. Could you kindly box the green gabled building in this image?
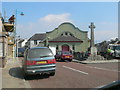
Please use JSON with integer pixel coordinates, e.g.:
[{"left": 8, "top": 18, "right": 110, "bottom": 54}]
[{"left": 28, "top": 22, "right": 90, "bottom": 55}]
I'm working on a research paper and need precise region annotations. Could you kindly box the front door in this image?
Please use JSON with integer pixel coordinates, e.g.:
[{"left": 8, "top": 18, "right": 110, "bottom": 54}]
[{"left": 62, "top": 45, "right": 69, "bottom": 51}]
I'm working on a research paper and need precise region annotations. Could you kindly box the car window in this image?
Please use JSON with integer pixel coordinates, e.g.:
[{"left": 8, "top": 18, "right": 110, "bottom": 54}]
[
  {"left": 63, "top": 52, "right": 71, "bottom": 55},
  {"left": 114, "top": 46, "right": 120, "bottom": 50},
  {"left": 27, "top": 48, "right": 54, "bottom": 59},
  {"left": 18, "top": 48, "right": 25, "bottom": 52},
  {"left": 57, "top": 51, "right": 62, "bottom": 55}
]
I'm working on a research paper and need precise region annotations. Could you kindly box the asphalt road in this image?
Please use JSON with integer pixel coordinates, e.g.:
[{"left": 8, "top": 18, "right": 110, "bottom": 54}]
[{"left": 18, "top": 58, "right": 119, "bottom": 88}]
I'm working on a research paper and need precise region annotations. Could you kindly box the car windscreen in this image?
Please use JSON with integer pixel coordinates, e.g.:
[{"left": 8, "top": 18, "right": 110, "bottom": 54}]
[
  {"left": 63, "top": 52, "right": 71, "bottom": 55},
  {"left": 114, "top": 46, "right": 120, "bottom": 50},
  {"left": 27, "top": 48, "right": 54, "bottom": 59},
  {"left": 18, "top": 48, "right": 25, "bottom": 52}
]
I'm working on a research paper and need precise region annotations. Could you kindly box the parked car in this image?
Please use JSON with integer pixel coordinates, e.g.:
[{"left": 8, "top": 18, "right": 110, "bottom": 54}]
[
  {"left": 55, "top": 51, "right": 73, "bottom": 62},
  {"left": 22, "top": 47, "right": 56, "bottom": 78},
  {"left": 55, "top": 51, "right": 62, "bottom": 60},
  {"left": 18, "top": 48, "right": 25, "bottom": 57}
]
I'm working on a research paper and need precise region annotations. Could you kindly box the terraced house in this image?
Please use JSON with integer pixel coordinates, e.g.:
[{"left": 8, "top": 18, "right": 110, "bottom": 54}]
[{"left": 27, "top": 22, "right": 90, "bottom": 55}]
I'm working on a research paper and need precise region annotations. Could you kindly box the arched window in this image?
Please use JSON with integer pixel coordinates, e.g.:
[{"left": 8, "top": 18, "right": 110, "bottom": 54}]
[
  {"left": 70, "top": 33, "right": 73, "bottom": 36},
  {"left": 61, "top": 32, "right": 74, "bottom": 36},
  {"left": 65, "top": 32, "right": 68, "bottom": 35}
]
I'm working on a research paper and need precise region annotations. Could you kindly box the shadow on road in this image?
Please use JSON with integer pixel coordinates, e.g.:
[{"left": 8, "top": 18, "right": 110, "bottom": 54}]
[
  {"left": 9, "top": 67, "right": 24, "bottom": 79},
  {"left": 25, "top": 74, "right": 50, "bottom": 80},
  {"left": 56, "top": 60, "right": 72, "bottom": 62},
  {"left": 9, "top": 67, "right": 50, "bottom": 80}
]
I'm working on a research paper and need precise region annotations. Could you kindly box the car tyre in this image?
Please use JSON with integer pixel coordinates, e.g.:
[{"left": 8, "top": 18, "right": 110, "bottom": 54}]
[
  {"left": 61, "top": 59, "right": 65, "bottom": 62},
  {"left": 69, "top": 59, "right": 72, "bottom": 62},
  {"left": 23, "top": 71, "right": 28, "bottom": 79},
  {"left": 50, "top": 72, "right": 55, "bottom": 76}
]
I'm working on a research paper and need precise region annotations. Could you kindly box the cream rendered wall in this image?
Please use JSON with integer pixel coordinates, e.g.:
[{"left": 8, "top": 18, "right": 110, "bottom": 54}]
[{"left": 47, "top": 23, "right": 90, "bottom": 52}]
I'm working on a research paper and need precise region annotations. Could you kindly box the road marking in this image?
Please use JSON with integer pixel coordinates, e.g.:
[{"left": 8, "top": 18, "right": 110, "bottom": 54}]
[
  {"left": 94, "top": 67, "right": 120, "bottom": 72},
  {"left": 86, "top": 66, "right": 120, "bottom": 72},
  {"left": 62, "top": 65, "right": 88, "bottom": 75}
]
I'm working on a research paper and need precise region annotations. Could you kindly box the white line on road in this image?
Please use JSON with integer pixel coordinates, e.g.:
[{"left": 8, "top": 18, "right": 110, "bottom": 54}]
[
  {"left": 86, "top": 66, "right": 120, "bottom": 72},
  {"left": 62, "top": 65, "right": 88, "bottom": 75}
]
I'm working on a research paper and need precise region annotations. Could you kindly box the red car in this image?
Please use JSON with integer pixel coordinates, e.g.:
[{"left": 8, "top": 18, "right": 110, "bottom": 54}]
[{"left": 55, "top": 51, "right": 73, "bottom": 62}]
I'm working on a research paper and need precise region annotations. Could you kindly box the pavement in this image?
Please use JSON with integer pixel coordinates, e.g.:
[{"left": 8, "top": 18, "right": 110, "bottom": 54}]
[
  {"left": 73, "top": 59, "right": 120, "bottom": 64},
  {"left": 0, "top": 68, "right": 2, "bottom": 90},
  {"left": 1, "top": 57, "right": 31, "bottom": 88}
]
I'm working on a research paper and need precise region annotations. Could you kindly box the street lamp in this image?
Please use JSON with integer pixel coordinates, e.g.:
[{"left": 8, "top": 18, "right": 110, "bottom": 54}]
[
  {"left": 14, "top": 9, "right": 24, "bottom": 38},
  {"left": 13, "top": 9, "right": 24, "bottom": 58}
]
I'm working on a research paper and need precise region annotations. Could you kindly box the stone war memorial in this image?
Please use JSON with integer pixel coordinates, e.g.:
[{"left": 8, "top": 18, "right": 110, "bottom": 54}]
[{"left": 87, "top": 22, "right": 104, "bottom": 60}]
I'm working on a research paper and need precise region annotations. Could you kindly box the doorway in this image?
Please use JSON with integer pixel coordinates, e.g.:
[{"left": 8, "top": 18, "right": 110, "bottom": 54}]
[{"left": 62, "top": 44, "right": 70, "bottom": 51}]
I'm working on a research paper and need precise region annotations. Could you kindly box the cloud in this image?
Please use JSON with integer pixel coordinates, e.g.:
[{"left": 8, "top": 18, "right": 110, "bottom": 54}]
[
  {"left": 94, "top": 22, "right": 118, "bottom": 43},
  {"left": 17, "top": 13, "right": 72, "bottom": 38},
  {"left": 38, "top": 13, "right": 72, "bottom": 31},
  {"left": 40, "top": 13, "right": 71, "bottom": 23},
  {"left": 94, "top": 30, "right": 117, "bottom": 43}
]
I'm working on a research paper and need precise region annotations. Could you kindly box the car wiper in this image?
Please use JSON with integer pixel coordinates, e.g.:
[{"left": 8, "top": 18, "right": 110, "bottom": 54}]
[{"left": 40, "top": 55, "right": 52, "bottom": 58}]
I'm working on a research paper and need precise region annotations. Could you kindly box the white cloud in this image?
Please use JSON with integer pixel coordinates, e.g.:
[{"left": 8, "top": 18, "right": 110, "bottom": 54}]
[
  {"left": 40, "top": 13, "right": 71, "bottom": 23},
  {"left": 94, "top": 30, "right": 117, "bottom": 43},
  {"left": 39, "top": 13, "right": 72, "bottom": 31},
  {"left": 17, "top": 13, "right": 72, "bottom": 38},
  {"left": 94, "top": 22, "right": 118, "bottom": 43}
]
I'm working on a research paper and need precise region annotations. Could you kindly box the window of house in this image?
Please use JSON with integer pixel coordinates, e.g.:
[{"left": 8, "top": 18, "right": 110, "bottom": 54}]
[
  {"left": 61, "top": 33, "right": 63, "bottom": 36},
  {"left": 34, "top": 40, "right": 37, "bottom": 45},
  {"left": 65, "top": 32, "right": 68, "bottom": 35},
  {"left": 70, "top": 33, "right": 73, "bottom": 36}
]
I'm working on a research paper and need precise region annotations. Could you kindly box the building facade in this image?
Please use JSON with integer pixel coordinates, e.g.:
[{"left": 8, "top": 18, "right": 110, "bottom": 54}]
[
  {"left": 0, "top": 15, "right": 8, "bottom": 67},
  {"left": 26, "top": 33, "right": 46, "bottom": 48},
  {"left": 27, "top": 22, "right": 90, "bottom": 55}
]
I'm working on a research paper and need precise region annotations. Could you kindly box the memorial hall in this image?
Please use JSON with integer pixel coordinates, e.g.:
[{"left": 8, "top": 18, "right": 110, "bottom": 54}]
[{"left": 28, "top": 22, "right": 90, "bottom": 54}]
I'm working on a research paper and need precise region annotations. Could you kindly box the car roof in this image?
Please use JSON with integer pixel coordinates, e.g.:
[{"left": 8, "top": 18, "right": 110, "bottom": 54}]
[{"left": 30, "top": 47, "right": 48, "bottom": 49}]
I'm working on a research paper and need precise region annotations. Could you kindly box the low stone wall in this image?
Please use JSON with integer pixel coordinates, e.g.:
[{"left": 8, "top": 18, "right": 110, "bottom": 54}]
[{"left": 73, "top": 52, "right": 87, "bottom": 60}]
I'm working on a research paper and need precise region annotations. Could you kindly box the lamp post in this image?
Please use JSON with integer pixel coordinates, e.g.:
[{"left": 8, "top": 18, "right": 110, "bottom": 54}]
[
  {"left": 16, "top": 36, "right": 20, "bottom": 58},
  {"left": 14, "top": 9, "right": 24, "bottom": 38},
  {"left": 13, "top": 9, "right": 24, "bottom": 58}
]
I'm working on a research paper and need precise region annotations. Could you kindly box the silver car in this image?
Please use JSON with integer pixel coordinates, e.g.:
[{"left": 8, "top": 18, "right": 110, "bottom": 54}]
[{"left": 22, "top": 47, "right": 56, "bottom": 78}]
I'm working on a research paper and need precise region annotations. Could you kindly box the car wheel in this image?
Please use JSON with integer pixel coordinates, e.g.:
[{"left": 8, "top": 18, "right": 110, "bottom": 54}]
[
  {"left": 61, "top": 59, "right": 64, "bottom": 62},
  {"left": 69, "top": 59, "right": 72, "bottom": 62},
  {"left": 50, "top": 72, "right": 55, "bottom": 76},
  {"left": 23, "top": 71, "right": 27, "bottom": 78}
]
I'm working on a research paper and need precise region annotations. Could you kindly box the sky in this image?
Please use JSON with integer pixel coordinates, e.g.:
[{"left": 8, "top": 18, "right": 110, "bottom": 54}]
[{"left": 1, "top": 1, "right": 118, "bottom": 43}]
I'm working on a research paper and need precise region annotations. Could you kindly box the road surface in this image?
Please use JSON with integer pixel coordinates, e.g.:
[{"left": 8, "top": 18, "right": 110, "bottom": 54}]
[{"left": 18, "top": 58, "right": 119, "bottom": 88}]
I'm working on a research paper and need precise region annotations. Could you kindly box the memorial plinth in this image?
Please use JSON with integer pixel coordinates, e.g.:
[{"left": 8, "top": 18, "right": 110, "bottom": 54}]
[{"left": 87, "top": 22, "right": 104, "bottom": 60}]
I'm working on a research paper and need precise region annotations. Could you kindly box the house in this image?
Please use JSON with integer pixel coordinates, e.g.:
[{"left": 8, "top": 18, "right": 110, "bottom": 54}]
[
  {"left": 18, "top": 38, "right": 28, "bottom": 48},
  {"left": 26, "top": 22, "right": 90, "bottom": 55},
  {"left": 26, "top": 33, "right": 46, "bottom": 48}
]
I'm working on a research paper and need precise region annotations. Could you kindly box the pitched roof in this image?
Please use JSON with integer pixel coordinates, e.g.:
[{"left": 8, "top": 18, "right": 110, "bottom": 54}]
[
  {"left": 49, "top": 36, "right": 83, "bottom": 42},
  {"left": 29, "top": 33, "right": 46, "bottom": 41}
]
